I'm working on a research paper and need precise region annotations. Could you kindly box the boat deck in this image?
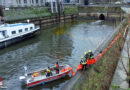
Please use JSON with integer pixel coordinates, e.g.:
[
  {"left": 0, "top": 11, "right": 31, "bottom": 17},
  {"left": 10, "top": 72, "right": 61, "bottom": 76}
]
[{"left": 27, "top": 66, "right": 66, "bottom": 83}]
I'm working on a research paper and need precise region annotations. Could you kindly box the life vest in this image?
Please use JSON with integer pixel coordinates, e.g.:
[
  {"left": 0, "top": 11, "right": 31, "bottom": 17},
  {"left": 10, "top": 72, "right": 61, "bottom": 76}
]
[
  {"left": 81, "top": 58, "right": 86, "bottom": 65},
  {"left": 33, "top": 72, "right": 39, "bottom": 77},
  {"left": 46, "top": 68, "right": 51, "bottom": 73}
]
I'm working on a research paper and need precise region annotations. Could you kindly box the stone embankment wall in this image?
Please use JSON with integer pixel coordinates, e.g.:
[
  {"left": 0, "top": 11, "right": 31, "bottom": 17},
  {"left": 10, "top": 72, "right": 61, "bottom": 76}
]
[
  {"left": 62, "top": 19, "right": 129, "bottom": 90},
  {"left": 78, "top": 6, "right": 125, "bottom": 20}
]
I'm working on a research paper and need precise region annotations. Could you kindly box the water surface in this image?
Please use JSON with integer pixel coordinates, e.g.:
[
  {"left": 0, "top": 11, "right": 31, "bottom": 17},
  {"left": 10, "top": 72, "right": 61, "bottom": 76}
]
[{"left": 0, "top": 20, "right": 115, "bottom": 90}]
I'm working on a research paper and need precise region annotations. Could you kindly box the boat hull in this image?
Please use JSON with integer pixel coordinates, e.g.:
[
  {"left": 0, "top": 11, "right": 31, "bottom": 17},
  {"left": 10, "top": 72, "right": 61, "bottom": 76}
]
[
  {"left": 27, "top": 70, "right": 71, "bottom": 88},
  {"left": 0, "top": 31, "right": 37, "bottom": 49}
]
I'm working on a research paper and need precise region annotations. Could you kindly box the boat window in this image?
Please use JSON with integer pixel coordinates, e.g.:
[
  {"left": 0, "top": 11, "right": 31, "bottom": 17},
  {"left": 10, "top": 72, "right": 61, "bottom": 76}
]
[
  {"left": 19, "top": 29, "right": 22, "bottom": 33},
  {"left": 2, "top": 31, "right": 6, "bottom": 36},
  {"left": 25, "top": 28, "right": 28, "bottom": 31},
  {"left": 12, "top": 31, "right": 16, "bottom": 34},
  {"left": 30, "top": 27, "right": 33, "bottom": 30}
]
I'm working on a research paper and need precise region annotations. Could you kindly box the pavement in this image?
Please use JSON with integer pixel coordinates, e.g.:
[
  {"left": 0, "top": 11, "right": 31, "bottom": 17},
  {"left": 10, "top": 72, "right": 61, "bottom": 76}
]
[{"left": 110, "top": 24, "right": 130, "bottom": 90}]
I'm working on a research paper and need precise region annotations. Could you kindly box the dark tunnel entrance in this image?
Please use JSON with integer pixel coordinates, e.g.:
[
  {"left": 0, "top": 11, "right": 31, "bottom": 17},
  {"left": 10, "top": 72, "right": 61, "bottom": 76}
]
[{"left": 99, "top": 14, "right": 105, "bottom": 20}]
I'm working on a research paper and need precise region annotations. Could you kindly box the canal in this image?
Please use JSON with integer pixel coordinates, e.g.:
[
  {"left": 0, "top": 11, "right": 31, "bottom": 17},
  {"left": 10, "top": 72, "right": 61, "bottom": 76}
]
[{"left": 0, "top": 20, "right": 116, "bottom": 90}]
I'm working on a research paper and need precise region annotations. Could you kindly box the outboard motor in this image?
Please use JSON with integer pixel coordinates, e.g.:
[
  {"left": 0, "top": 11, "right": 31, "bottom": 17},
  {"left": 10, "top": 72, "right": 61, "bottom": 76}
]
[
  {"left": 19, "top": 65, "right": 28, "bottom": 85},
  {"left": 19, "top": 76, "right": 26, "bottom": 84}
]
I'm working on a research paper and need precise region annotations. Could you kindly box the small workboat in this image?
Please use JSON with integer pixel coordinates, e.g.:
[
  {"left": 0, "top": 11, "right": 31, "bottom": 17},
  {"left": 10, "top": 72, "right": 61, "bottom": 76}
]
[
  {"left": 0, "top": 21, "right": 40, "bottom": 49},
  {"left": 19, "top": 64, "right": 75, "bottom": 88}
]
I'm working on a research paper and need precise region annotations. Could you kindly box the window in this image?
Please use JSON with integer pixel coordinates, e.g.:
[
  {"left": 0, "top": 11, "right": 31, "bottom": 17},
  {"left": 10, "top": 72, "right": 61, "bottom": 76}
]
[
  {"left": 12, "top": 31, "right": 16, "bottom": 34},
  {"left": 25, "top": 28, "right": 28, "bottom": 31},
  {"left": 36, "top": 0, "right": 38, "bottom": 4},
  {"left": 19, "top": 0, "right": 21, "bottom": 4},
  {"left": 41, "top": 0, "right": 43, "bottom": 3},
  {"left": 2, "top": 31, "right": 7, "bottom": 37},
  {"left": 30, "top": 27, "right": 33, "bottom": 30},
  {"left": 24, "top": 0, "right": 27, "bottom": 3},
  {"left": 19, "top": 29, "right": 22, "bottom": 33},
  {"left": 32, "top": 0, "right": 34, "bottom": 4},
  {"left": 16, "top": 0, "right": 18, "bottom": 4}
]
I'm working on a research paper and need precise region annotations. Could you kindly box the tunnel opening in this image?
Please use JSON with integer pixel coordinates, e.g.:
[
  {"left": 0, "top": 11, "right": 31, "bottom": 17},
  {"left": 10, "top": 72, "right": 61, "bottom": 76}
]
[{"left": 99, "top": 14, "right": 105, "bottom": 20}]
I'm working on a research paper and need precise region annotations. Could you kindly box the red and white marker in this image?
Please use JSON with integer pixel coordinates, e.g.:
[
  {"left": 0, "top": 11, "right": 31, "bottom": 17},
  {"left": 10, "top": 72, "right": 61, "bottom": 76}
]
[
  {"left": 0, "top": 76, "right": 3, "bottom": 87},
  {"left": 0, "top": 76, "right": 7, "bottom": 89}
]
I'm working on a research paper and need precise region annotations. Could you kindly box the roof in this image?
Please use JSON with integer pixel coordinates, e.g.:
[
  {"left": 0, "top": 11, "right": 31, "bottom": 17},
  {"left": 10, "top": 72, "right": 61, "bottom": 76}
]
[
  {"left": 0, "top": 23, "right": 34, "bottom": 31},
  {"left": 7, "top": 23, "right": 29, "bottom": 27}
]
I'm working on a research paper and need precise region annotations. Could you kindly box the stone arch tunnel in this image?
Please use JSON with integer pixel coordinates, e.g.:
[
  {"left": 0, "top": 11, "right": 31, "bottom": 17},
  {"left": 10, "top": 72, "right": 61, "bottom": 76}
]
[{"left": 99, "top": 14, "right": 105, "bottom": 20}]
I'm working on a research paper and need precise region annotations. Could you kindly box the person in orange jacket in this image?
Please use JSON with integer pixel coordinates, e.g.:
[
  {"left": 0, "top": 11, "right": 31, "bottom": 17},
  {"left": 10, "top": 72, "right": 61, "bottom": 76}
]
[{"left": 55, "top": 62, "right": 59, "bottom": 74}]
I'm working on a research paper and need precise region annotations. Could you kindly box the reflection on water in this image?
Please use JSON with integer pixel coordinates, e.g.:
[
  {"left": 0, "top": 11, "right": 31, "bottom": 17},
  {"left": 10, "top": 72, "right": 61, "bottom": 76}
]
[{"left": 0, "top": 20, "right": 115, "bottom": 90}]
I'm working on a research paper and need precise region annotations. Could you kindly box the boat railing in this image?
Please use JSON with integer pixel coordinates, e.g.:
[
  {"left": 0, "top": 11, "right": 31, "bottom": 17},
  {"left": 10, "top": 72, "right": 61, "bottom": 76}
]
[
  {"left": 26, "top": 65, "right": 71, "bottom": 83},
  {"left": 35, "top": 26, "right": 40, "bottom": 30},
  {"left": 27, "top": 65, "right": 66, "bottom": 77}
]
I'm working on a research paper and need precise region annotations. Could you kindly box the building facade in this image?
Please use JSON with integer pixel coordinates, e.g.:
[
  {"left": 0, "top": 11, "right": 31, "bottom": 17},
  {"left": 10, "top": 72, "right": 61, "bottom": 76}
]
[
  {"left": 0, "top": 0, "right": 76, "bottom": 7},
  {"left": 0, "top": 0, "right": 46, "bottom": 7}
]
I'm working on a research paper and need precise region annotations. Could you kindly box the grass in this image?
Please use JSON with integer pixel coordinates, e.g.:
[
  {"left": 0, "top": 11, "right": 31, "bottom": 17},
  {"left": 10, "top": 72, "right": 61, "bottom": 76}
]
[
  {"left": 4, "top": 6, "right": 78, "bottom": 22},
  {"left": 64, "top": 6, "right": 78, "bottom": 15},
  {"left": 4, "top": 7, "right": 51, "bottom": 21},
  {"left": 72, "top": 21, "right": 128, "bottom": 90}
]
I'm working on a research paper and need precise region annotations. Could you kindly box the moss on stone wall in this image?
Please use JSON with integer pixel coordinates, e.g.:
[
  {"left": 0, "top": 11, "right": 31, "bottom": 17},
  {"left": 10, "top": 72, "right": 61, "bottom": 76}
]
[{"left": 79, "top": 6, "right": 124, "bottom": 13}]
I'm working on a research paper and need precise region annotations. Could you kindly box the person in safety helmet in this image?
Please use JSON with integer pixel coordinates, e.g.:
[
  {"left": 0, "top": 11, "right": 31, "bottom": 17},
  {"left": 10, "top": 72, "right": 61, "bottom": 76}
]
[
  {"left": 80, "top": 57, "right": 87, "bottom": 70},
  {"left": 55, "top": 62, "right": 59, "bottom": 74},
  {"left": 84, "top": 52, "right": 88, "bottom": 60},
  {"left": 84, "top": 50, "right": 94, "bottom": 60},
  {"left": 46, "top": 67, "right": 52, "bottom": 77},
  {"left": 87, "top": 50, "right": 94, "bottom": 59}
]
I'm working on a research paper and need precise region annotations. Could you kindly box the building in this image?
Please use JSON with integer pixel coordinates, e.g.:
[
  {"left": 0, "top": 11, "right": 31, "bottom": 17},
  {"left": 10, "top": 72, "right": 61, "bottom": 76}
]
[
  {"left": 78, "top": 0, "right": 89, "bottom": 5},
  {"left": 0, "top": 0, "right": 76, "bottom": 7},
  {"left": 46, "top": 0, "right": 75, "bottom": 3},
  {"left": 0, "top": 0, "right": 46, "bottom": 7}
]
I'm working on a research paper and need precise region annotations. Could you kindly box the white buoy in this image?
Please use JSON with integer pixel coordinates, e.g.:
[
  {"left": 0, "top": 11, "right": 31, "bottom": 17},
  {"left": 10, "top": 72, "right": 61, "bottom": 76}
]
[{"left": 27, "top": 19, "right": 30, "bottom": 23}]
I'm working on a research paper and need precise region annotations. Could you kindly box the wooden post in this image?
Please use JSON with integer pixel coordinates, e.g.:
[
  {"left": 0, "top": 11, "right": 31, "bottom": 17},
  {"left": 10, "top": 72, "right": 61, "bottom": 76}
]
[
  {"left": 63, "top": 12, "right": 65, "bottom": 22},
  {"left": 39, "top": 19, "right": 42, "bottom": 29},
  {"left": 71, "top": 14, "right": 74, "bottom": 20},
  {"left": 0, "top": 5, "right": 4, "bottom": 17},
  {"left": 57, "top": 0, "right": 61, "bottom": 23},
  {"left": 0, "top": 5, "right": 4, "bottom": 24}
]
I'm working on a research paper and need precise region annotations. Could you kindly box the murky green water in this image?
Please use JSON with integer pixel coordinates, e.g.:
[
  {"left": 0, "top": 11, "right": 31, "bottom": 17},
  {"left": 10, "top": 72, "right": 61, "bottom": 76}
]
[{"left": 0, "top": 20, "right": 115, "bottom": 90}]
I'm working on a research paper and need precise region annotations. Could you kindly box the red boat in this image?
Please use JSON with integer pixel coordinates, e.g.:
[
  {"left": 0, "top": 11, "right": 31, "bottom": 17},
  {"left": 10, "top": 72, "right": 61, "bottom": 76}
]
[{"left": 19, "top": 64, "right": 75, "bottom": 87}]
